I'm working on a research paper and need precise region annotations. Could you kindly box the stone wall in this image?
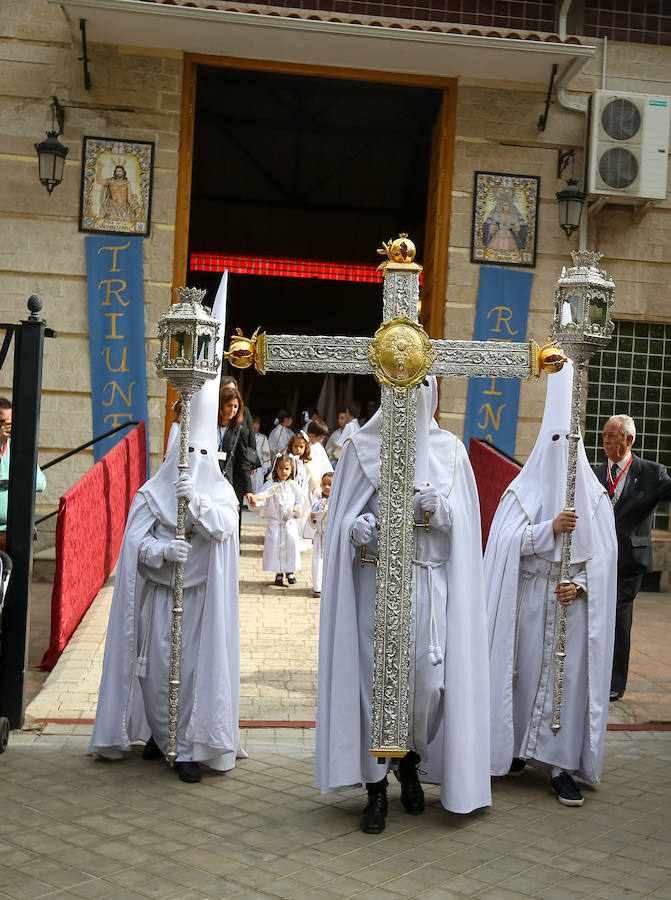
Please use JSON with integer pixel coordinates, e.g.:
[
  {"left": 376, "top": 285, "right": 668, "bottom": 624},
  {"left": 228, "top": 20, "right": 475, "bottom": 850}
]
[
  {"left": 0, "top": 0, "right": 182, "bottom": 508},
  {"left": 439, "top": 38, "right": 671, "bottom": 564}
]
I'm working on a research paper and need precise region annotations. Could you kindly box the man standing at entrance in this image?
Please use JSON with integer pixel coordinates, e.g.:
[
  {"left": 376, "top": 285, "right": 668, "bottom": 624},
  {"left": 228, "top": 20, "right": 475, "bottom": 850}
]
[
  {"left": 595, "top": 414, "right": 671, "bottom": 701},
  {"left": 315, "top": 378, "right": 491, "bottom": 833}
]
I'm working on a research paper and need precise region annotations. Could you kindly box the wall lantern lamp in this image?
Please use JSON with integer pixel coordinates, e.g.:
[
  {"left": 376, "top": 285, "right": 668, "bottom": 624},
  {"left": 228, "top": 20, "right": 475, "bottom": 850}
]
[
  {"left": 556, "top": 178, "right": 586, "bottom": 238},
  {"left": 35, "top": 97, "right": 69, "bottom": 195},
  {"left": 556, "top": 149, "right": 586, "bottom": 238}
]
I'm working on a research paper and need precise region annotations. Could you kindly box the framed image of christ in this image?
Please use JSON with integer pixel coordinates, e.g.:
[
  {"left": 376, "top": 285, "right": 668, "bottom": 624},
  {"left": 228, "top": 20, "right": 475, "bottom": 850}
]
[
  {"left": 471, "top": 172, "right": 539, "bottom": 268},
  {"left": 79, "top": 136, "right": 154, "bottom": 237}
]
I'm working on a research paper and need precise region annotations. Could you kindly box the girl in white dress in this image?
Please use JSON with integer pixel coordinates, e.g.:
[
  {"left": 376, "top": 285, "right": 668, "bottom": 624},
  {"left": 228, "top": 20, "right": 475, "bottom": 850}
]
[
  {"left": 286, "top": 432, "right": 320, "bottom": 550},
  {"left": 248, "top": 453, "right": 308, "bottom": 586}
]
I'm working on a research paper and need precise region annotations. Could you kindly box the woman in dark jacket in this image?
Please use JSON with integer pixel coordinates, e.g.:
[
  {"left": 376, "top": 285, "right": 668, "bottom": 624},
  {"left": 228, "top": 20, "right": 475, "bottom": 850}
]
[{"left": 218, "top": 385, "right": 255, "bottom": 519}]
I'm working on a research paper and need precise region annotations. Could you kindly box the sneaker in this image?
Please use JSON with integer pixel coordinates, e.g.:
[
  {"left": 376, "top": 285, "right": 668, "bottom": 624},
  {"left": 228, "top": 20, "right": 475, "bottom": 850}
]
[
  {"left": 175, "top": 761, "right": 202, "bottom": 783},
  {"left": 287, "top": 574, "right": 297, "bottom": 585},
  {"left": 274, "top": 574, "right": 284, "bottom": 586},
  {"left": 551, "top": 772, "right": 584, "bottom": 807},
  {"left": 508, "top": 757, "right": 526, "bottom": 776}
]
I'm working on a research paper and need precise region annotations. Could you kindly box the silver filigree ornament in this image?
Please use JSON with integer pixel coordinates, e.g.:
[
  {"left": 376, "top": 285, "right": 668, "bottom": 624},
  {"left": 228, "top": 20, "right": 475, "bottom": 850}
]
[
  {"left": 550, "top": 251, "right": 615, "bottom": 734},
  {"left": 154, "top": 287, "right": 221, "bottom": 765}
]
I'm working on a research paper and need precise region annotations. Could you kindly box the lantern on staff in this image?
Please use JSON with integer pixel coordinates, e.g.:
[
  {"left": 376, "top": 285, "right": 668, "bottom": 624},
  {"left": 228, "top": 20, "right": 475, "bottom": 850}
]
[{"left": 154, "top": 286, "right": 220, "bottom": 765}]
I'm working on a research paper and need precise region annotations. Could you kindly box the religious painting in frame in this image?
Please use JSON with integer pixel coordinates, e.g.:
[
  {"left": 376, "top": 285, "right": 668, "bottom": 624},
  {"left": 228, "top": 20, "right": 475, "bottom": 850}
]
[
  {"left": 79, "top": 136, "right": 154, "bottom": 237},
  {"left": 471, "top": 171, "right": 539, "bottom": 268}
]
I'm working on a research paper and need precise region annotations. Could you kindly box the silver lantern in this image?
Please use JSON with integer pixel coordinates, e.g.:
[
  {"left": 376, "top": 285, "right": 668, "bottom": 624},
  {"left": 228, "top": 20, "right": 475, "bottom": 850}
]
[
  {"left": 154, "top": 287, "right": 220, "bottom": 764},
  {"left": 550, "top": 250, "right": 615, "bottom": 734}
]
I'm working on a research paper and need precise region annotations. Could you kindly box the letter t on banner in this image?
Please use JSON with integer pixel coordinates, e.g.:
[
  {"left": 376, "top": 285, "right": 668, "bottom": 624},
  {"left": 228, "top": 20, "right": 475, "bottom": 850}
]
[
  {"left": 463, "top": 266, "right": 533, "bottom": 456},
  {"left": 85, "top": 235, "right": 149, "bottom": 465}
]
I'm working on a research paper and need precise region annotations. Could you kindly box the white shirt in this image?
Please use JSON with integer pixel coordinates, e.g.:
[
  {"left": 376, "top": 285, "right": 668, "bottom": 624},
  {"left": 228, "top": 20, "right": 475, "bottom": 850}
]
[{"left": 607, "top": 451, "right": 631, "bottom": 504}]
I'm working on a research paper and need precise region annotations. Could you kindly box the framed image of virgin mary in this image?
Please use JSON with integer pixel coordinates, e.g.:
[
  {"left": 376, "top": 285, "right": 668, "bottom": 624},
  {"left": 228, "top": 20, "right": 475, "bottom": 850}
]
[
  {"left": 471, "top": 172, "right": 539, "bottom": 267},
  {"left": 79, "top": 136, "right": 154, "bottom": 237}
]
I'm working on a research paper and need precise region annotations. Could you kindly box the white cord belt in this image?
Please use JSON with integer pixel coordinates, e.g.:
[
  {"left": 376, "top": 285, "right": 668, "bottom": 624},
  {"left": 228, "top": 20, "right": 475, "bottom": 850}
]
[{"left": 412, "top": 558, "right": 445, "bottom": 667}]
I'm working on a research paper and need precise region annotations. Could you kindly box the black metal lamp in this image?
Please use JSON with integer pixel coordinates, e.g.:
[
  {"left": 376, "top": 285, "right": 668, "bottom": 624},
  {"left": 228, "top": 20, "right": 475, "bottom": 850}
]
[
  {"left": 556, "top": 178, "right": 586, "bottom": 238},
  {"left": 35, "top": 97, "right": 69, "bottom": 195}
]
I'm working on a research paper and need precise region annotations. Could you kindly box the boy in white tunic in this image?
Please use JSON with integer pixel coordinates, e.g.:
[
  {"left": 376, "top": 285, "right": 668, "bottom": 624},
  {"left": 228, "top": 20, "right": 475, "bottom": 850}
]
[
  {"left": 250, "top": 416, "right": 271, "bottom": 495},
  {"left": 484, "top": 356, "right": 617, "bottom": 806},
  {"left": 268, "top": 410, "right": 293, "bottom": 456},
  {"left": 303, "top": 472, "right": 332, "bottom": 597}
]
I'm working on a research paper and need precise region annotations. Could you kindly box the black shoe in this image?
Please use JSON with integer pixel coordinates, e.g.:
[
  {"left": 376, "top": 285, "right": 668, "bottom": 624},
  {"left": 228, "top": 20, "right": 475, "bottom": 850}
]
[
  {"left": 312, "top": 590, "right": 321, "bottom": 597},
  {"left": 508, "top": 757, "right": 526, "bottom": 776},
  {"left": 274, "top": 574, "right": 284, "bottom": 586},
  {"left": 610, "top": 690, "right": 623, "bottom": 702},
  {"left": 287, "top": 574, "right": 297, "bottom": 585},
  {"left": 360, "top": 778, "right": 387, "bottom": 834},
  {"left": 175, "top": 761, "right": 202, "bottom": 783},
  {"left": 142, "top": 736, "right": 163, "bottom": 760},
  {"left": 551, "top": 772, "right": 584, "bottom": 807},
  {"left": 397, "top": 751, "right": 425, "bottom": 815}
]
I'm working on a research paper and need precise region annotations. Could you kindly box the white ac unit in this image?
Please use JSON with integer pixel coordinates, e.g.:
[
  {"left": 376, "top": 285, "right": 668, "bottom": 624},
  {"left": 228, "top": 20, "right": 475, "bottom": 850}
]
[{"left": 588, "top": 89, "right": 670, "bottom": 200}]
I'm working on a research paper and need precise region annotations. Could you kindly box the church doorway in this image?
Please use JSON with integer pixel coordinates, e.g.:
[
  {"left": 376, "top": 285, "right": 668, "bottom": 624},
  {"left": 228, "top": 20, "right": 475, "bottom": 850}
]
[{"left": 174, "top": 58, "right": 455, "bottom": 435}]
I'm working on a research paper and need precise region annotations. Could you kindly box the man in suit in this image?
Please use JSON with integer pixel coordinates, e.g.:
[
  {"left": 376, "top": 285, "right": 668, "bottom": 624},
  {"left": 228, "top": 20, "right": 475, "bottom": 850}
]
[{"left": 595, "top": 414, "right": 671, "bottom": 701}]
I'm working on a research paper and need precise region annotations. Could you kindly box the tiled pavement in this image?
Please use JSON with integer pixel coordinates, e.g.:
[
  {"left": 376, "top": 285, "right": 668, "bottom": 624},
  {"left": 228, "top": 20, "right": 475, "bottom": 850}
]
[{"left": 2, "top": 515, "right": 671, "bottom": 899}]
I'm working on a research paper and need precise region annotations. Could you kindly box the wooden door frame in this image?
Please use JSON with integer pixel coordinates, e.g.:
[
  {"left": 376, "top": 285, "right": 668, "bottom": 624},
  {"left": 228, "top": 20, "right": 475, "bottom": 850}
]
[{"left": 167, "top": 53, "right": 457, "bottom": 443}]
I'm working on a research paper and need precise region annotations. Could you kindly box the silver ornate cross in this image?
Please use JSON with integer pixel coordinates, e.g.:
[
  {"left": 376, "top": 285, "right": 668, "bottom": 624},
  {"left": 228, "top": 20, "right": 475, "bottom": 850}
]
[{"left": 227, "top": 236, "right": 562, "bottom": 757}]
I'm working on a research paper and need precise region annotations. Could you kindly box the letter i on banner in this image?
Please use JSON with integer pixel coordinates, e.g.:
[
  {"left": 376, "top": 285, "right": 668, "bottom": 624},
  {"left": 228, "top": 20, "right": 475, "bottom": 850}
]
[
  {"left": 463, "top": 266, "right": 533, "bottom": 457},
  {"left": 85, "top": 235, "right": 149, "bottom": 465}
]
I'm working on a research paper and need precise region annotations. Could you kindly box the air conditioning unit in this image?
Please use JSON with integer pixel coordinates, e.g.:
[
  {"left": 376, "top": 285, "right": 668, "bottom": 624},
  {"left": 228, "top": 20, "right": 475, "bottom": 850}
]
[{"left": 588, "top": 90, "right": 670, "bottom": 200}]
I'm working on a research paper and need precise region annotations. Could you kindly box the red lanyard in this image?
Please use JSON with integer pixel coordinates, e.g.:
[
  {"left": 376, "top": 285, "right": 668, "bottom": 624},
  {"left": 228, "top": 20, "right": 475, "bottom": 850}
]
[
  {"left": 0, "top": 441, "right": 7, "bottom": 459},
  {"left": 607, "top": 455, "right": 632, "bottom": 496}
]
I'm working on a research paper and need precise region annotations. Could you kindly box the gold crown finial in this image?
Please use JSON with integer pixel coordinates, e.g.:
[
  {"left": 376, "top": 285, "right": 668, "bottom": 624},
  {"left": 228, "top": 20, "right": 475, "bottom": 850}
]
[{"left": 376, "top": 234, "right": 422, "bottom": 272}]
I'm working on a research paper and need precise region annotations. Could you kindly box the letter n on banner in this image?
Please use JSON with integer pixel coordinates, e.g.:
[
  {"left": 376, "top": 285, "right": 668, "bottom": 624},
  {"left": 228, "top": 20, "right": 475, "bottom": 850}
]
[
  {"left": 85, "top": 236, "right": 149, "bottom": 465},
  {"left": 463, "top": 266, "right": 533, "bottom": 457}
]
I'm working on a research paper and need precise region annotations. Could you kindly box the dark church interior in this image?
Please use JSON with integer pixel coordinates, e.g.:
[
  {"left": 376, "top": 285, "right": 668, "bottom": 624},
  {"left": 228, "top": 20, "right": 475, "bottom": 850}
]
[{"left": 187, "top": 65, "right": 442, "bottom": 429}]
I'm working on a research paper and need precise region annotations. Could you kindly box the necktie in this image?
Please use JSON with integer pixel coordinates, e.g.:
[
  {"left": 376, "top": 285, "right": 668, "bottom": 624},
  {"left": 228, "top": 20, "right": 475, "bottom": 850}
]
[{"left": 611, "top": 462, "right": 619, "bottom": 480}]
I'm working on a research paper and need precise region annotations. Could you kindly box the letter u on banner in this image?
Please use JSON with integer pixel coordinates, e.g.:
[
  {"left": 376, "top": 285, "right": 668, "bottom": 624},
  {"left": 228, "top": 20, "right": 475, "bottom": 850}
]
[
  {"left": 86, "top": 235, "right": 149, "bottom": 464},
  {"left": 463, "top": 266, "right": 533, "bottom": 457}
]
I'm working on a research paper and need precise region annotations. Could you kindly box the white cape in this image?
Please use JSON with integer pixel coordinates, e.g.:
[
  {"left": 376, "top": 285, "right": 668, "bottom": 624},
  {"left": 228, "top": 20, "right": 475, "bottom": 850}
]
[
  {"left": 484, "top": 355, "right": 617, "bottom": 784},
  {"left": 315, "top": 380, "right": 491, "bottom": 814},
  {"left": 89, "top": 446, "right": 245, "bottom": 768}
]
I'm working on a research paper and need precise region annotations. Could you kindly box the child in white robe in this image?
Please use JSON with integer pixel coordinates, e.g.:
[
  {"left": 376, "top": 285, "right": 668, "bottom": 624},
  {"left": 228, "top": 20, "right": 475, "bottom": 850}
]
[
  {"left": 248, "top": 453, "right": 308, "bottom": 586},
  {"left": 303, "top": 472, "right": 332, "bottom": 597},
  {"left": 250, "top": 416, "right": 271, "bottom": 495},
  {"left": 286, "top": 432, "right": 319, "bottom": 549}
]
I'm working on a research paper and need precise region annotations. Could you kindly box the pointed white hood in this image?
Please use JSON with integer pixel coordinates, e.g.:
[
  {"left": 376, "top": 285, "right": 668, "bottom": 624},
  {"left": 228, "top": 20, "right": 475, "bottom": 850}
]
[
  {"left": 504, "top": 303, "right": 605, "bottom": 562},
  {"left": 141, "top": 274, "right": 238, "bottom": 527}
]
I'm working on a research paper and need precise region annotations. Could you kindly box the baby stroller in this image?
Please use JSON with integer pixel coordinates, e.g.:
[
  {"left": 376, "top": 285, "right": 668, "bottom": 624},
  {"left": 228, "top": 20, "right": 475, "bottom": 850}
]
[{"left": 0, "top": 550, "right": 12, "bottom": 752}]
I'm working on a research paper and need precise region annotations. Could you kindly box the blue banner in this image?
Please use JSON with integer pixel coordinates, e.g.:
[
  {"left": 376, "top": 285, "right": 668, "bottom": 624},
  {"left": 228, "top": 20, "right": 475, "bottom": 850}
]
[
  {"left": 463, "top": 266, "right": 533, "bottom": 457},
  {"left": 85, "top": 235, "right": 149, "bottom": 464}
]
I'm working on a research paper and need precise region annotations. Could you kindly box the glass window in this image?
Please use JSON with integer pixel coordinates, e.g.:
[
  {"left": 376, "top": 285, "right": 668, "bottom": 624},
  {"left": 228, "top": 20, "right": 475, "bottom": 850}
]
[{"left": 585, "top": 320, "right": 670, "bottom": 531}]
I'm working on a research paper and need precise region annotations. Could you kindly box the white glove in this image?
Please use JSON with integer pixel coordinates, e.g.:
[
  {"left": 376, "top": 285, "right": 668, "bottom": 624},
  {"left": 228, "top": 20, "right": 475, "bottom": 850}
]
[
  {"left": 419, "top": 482, "right": 439, "bottom": 514},
  {"left": 350, "top": 512, "right": 377, "bottom": 547},
  {"left": 175, "top": 473, "right": 196, "bottom": 502},
  {"left": 163, "top": 539, "right": 191, "bottom": 563}
]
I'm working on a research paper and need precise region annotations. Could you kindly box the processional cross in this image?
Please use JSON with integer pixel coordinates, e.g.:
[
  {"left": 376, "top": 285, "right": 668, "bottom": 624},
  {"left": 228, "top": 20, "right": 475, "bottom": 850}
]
[{"left": 227, "top": 235, "right": 564, "bottom": 757}]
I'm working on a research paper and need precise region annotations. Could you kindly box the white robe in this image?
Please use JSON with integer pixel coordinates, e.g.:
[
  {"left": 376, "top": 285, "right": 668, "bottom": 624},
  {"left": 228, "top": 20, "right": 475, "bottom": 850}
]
[
  {"left": 333, "top": 418, "right": 360, "bottom": 460},
  {"left": 268, "top": 424, "right": 293, "bottom": 457},
  {"left": 306, "top": 441, "right": 333, "bottom": 485},
  {"left": 252, "top": 479, "right": 308, "bottom": 574},
  {"left": 485, "top": 349, "right": 617, "bottom": 785},
  {"left": 315, "top": 380, "right": 491, "bottom": 814},
  {"left": 325, "top": 427, "right": 342, "bottom": 465},
  {"left": 303, "top": 494, "right": 328, "bottom": 592},
  {"left": 89, "top": 478, "right": 245, "bottom": 769},
  {"left": 250, "top": 432, "right": 271, "bottom": 494},
  {"left": 485, "top": 485, "right": 616, "bottom": 784}
]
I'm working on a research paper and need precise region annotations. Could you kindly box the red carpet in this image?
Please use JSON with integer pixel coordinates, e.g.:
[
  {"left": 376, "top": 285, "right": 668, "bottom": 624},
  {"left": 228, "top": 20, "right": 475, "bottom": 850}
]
[
  {"left": 40, "top": 423, "right": 146, "bottom": 670},
  {"left": 469, "top": 438, "right": 521, "bottom": 550}
]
